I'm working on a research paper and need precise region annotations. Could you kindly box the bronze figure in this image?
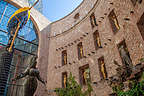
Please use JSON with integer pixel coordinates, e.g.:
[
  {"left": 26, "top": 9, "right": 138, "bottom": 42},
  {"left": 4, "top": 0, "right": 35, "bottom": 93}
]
[
  {"left": 119, "top": 45, "right": 132, "bottom": 67},
  {"left": 12, "top": 56, "right": 46, "bottom": 96}
]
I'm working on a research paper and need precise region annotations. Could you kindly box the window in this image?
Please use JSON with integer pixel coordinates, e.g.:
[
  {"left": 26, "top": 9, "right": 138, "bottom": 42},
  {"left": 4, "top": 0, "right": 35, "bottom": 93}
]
[
  {"left": 117, "top": 40, "right": 132, "bottom": 67},
  {"left": 90, "top": 13, "right": 98, "bottom": 28},
  {"left": 79, "top": 64, "right": 91, "bottom": 85},
  {"left": 93, "top": 30, "right": 102, "bottom": 50},
  {"left": 137, "top": 12, "right": 144, "bottom": 40},
  {"left": 74, "top": 13, "right": 80, "bottom": 19},
  {"left": 62, "top": 50, "right": 67, "bottom": 65},
  {"left": 77, "top": 42, "right": 84, "bottom": 60},
  {"left": 131, "top": 0, "right": 142, "bottom": 6},
  {"left": 138, "top": 0, "right": 143, "bottom": 3},
  {"left": 108, "top": 10, "right": 120, "bottom": 34},
  {"left": 62, "top": 72, "right": 67, "bottom": 88},
  {"left": 98, "top": 57, "right": 107, "bottom": 80}
]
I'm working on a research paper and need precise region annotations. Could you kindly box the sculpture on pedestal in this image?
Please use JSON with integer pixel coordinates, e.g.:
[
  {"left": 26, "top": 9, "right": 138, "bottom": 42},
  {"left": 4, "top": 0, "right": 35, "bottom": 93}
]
[{"left": 12, "top": 56, "right": 46, "bottom": 96}]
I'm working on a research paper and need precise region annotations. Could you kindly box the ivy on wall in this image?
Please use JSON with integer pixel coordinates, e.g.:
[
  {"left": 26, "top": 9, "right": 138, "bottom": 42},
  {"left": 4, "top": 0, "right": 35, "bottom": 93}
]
[
  {"left": 55, "top": 73, "right": 93, "bottom": 96},
  {"left": 112, "top": 72, "right": 144, "bottom": 96}
]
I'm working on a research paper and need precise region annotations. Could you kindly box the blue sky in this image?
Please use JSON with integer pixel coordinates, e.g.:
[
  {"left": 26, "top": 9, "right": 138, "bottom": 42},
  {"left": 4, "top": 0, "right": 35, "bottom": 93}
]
[{"left": 42, "top": 0, "right": 83, "bottom": 22}]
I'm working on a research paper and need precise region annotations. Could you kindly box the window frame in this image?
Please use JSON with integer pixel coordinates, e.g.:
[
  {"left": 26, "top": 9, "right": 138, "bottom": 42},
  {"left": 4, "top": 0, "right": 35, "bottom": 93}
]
[
  {"left": 98, "top": 56, "right": 107, "bottom": 80},
  {"left": 62, "top": 50, "right": 67, "bottom": 66},
  {"left": 90, "top": 12, "right": 98, "bottom": 28},
  {"left": 62, "top": 72, "right": 67, "bottom": 88},
  {"left": 117, "top": 40, "right": 132, "bottom": 67},
  {"left": 137, "top": 12, "right": 144, "bottom": 40},
  {"left": 131, "top": 0, "right": 142, "bottom": 6},
  {"left": 77, "top": 42, "right": 84, "bottom": 60},
  {"left": 93, "top": 30, "right": 102, "bottom": 50},
  {"left": 108, "top": 10, "right": 120, "bottom": 34},
  {"left": 79, "top": 64, "right": 91, "bottom": 85}
]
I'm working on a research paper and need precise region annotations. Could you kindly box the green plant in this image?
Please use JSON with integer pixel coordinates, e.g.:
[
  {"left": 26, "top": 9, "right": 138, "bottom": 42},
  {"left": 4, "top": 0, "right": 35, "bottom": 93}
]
[
  {"left": 112, "top": 72, "right": 144, "bottom": 96},
  {"left": 55, "top": 73, "right": 93, "bottom": 96}
]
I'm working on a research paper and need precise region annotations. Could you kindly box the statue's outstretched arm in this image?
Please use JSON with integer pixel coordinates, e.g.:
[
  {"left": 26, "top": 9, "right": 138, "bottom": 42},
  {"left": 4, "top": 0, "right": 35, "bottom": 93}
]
[
  {"left": 12, "top": 69, "right": 29, "bottom": 81},
  {"left": 37, "top": 73, "right": 46, "bottom": 85}
]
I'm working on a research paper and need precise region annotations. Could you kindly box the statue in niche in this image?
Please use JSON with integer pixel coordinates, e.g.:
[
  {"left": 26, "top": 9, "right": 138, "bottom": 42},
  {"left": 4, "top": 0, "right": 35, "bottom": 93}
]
[
  {"left": 100, "top": 60, "right": 107, "bottom": 79},
  {"left": 108, "top": 44, "right": 133, "bottom": 86},
  {"left": 12, "top": 56, "right": 46, "bottom": 96},
  {"left": 119, "top": 45, "right": 132, "bottom": 68},
  {"left": 84, "top": 68, "right": 90, "bottom": 83},
  {"left": 118, "top": 45, "right": 133, "bottom": 80},
  {"left": 63, "top": 74, "right": 67, "bottom": 88}
]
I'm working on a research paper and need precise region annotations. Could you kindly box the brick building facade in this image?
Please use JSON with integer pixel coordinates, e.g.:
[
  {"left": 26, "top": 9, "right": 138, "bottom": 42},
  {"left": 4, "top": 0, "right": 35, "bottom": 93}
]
[{"left": 37, "top": 0, "right": 144, "bottom": 95}]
